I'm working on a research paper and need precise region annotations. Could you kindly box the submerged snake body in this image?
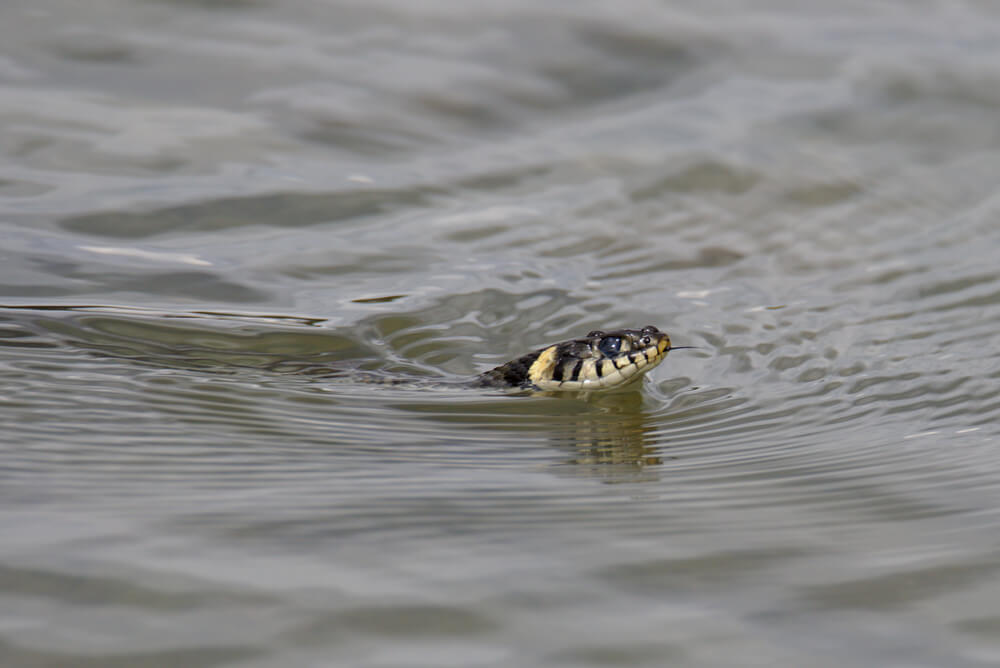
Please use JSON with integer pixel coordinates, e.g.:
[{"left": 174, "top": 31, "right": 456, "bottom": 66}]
[{"left": 477, "top": 325, "right": 673, "bottom": 392}]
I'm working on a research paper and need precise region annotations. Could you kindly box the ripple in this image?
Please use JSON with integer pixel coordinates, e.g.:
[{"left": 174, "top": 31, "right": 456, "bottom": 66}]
[{"left": 5, "top": 1, "right": 1000, "bottom": 665}]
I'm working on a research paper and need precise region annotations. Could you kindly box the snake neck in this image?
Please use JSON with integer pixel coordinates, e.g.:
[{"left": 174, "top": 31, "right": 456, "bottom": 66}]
[{"left": 475, "top": 350, "right": 544, "bottom": 390}]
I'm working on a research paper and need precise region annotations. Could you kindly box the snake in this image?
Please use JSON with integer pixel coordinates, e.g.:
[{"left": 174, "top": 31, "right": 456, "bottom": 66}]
[
  {"left": 272, "top": 324, "right": 687, "bottom": 392},
  {"left": 475, "top": 325, "right": 687, "bottom": 392}
]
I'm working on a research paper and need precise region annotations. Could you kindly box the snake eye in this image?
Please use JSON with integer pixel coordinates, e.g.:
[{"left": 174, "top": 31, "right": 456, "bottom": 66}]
[
  {"left": 587, "top": 330, "right": 605, "bottom": 338},
  {"left": 597, "top": 336, "right": 622, "bottom": 357},
  {"left": 640, "top": 325, "right": 659, "bottom": 346}
]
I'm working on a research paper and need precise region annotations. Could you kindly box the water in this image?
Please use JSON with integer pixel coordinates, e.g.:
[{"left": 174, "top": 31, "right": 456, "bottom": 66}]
[{"left": 2, "top": 0, "right": 1000, "bottom": 665}]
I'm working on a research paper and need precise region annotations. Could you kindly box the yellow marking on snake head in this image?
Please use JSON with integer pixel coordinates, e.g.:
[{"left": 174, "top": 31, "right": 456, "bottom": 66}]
[{"left": 527, "top": 345, "right": 560, "bottom": 385}]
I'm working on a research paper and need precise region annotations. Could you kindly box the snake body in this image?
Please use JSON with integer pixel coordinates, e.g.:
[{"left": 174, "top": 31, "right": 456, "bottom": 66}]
[{"left": 477, "top": 325, "right": 674, "bottom": 391}]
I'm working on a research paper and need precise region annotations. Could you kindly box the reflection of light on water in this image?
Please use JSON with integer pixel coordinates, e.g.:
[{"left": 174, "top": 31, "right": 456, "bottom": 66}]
[{"left": 80, "top": 245, "right": 212, "bottom": 267}]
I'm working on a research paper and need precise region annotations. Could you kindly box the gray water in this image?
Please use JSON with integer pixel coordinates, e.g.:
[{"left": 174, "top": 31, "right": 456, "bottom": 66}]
[{"left": 2, "top": 1, "right": 1000, "bottom": 666}]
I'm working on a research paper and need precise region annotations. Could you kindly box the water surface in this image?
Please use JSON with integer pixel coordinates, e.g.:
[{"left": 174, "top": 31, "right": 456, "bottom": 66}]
[{"left": 2, "top": 1, "right": 1000, "bottom": 666}]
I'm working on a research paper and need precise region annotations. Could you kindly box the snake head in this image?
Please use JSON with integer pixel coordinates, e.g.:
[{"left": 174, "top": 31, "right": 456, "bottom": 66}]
[
  {"left": 477, "top": 325, "right": 677, "bottom": 392},
  {"left": 529, "top": 325, "right": 672, "bottom": 391}
]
